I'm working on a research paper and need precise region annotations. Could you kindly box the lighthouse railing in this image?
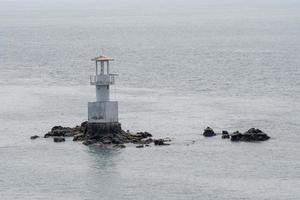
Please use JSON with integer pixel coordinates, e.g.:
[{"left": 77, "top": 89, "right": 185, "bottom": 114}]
[{"left": 90, "top": 74, "right": 118, "bottom": 85}]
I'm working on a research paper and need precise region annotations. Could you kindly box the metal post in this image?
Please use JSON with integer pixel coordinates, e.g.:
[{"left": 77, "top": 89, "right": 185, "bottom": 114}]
[
  {"left": 107, "top": 61, "right": 110, "bottom": 74},
  {"left": 101, "top": 61, "right": 104, "bottom": 74},
  {"left": 96, "top": 61, "right": 98, "bottom": 75}
]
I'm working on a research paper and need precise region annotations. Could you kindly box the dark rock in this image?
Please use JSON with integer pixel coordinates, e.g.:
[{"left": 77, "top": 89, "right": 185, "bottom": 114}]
[
  {"left": 81, "top": 121, "right": 88, "bottom": 127},
  {"left": 230, "top": 131, "right": 243, "bottom": 141},
  {"left": 80, "top": 121, "right": 88, "bottom": 133},
  {"left": 230, "top": 128, "right": 270, "bottom": 142},
  {"left": 111, "top": 137, "right": 123, "bottom": 144},
  {"left": 136, "top": 132, "right": 152, "bottom": 138},
  {"left": 222, "top": 130, "right": 229, "bottom": 135},
  {"left": 45, "top": 125, "right": 80, "bottom": 138},
  {"left": 44, "top": 133, "right": 52, "bottom": 138},
  {"left": 44, "top": 121, "right": 168, "bottom": 147},
  {"left": 154, "top": 139, "right": 170, "bottom": 146},
  {"left": 52, "top": 127, "right": 71, "bottom": 135},
  {"left": 132, "top": 139, "right": 139, "bottom": 143},
  {"left": 51, "top": 126, "right": 63, "bottom": 132},
  {"left": 221, "top": 130, "right": 230, "bottom": 139},
  {"left": 154, "top": 139, "right": 164, "bottom": 145},
  {"left": 163, "top": 137, "right": 172, "bottom": 142},
  {"left": 73, "top": 134, "right": 85, "bottom": 141},
  {"left": 203, "top": 127, "right": 216, "bottom": 137},
  {"left": 30, "top": 135, "right": 39, "bottom": 140},
  {"left": 136, "top": 145, "right": 144, "bottom": 148},
  {"left": 53, "top": 137, "right": 65, "bottom": 143},
  {"left": 82, "top": 139, "right": 97, "bottom": 146},
  {"left": 242, "top": 128, "right": 270, "bottom": 142},
  {"left": 222, "top": 134, "right": 230, "bottom": 139}
]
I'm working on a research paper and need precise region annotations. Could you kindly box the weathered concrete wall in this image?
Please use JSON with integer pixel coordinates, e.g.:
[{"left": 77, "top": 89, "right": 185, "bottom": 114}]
[
  {"left": 88, "top": 101, "right": 118, "bottom": 123},
  {"left": 96, "top": 85, "right": 109, "bottom": 101}
]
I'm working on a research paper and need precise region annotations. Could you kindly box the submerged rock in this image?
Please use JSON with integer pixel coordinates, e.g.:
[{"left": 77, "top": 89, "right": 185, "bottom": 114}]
[
  {"left": 30, "top": 135, "right": 39, "bottom": 140},
  {"left": 203, "top": 127, "right": 216, "bottom": 137},
  {"left": 53, "top": 137, "right": 65, "bottom": 143}
]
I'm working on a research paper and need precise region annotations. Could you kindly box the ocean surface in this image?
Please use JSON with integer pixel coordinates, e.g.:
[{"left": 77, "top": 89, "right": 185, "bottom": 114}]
[{"left": 1, "top": 0, "right": 300, "bottom": 199}]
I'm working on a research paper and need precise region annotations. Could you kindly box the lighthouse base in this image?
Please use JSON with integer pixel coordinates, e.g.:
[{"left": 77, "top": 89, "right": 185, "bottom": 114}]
[{"left": 86, "top": 122, "right": 122, "bottom": 139}]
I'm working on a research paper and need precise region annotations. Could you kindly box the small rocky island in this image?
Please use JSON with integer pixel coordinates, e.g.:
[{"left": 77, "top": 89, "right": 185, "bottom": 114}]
[
  {"left": 203, "top": 127, "right": 270, "bottom": 142},
  {"left": 42, "top": 121, "right": 170, "bottom": 148},
  {"left": 30, "top": 56, "right": 172, "bottom": 148},
  {"left": 30, "top": 56, "right": 271, "bottom": 147}
]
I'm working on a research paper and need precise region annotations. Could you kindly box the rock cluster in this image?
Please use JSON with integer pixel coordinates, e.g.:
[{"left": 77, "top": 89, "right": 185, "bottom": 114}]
[
  {"left": 203, "top": 127, "right": 270, "bottom": 142},
  {"left": 41, "top": 121, "right": 170, "bottom": 148},
  {"left": 231, "top": 128, "right": 270, "bottom": 142},
  {"left": 44, "top": 124, "right": 84, "bottom": 138},
  {"left": 31, "top": 122, "right": 270, "bottom": 146}
]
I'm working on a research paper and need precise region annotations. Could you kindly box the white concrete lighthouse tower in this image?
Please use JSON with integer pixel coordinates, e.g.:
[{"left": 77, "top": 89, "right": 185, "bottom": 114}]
[{"left": 88, "top": 55, "right": 118, "bottom": 123}]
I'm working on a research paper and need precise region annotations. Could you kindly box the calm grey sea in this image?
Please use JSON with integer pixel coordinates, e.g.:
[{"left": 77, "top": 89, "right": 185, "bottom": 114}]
[{"left": 0, "top": 0, "right": 300, "bottom": 199}]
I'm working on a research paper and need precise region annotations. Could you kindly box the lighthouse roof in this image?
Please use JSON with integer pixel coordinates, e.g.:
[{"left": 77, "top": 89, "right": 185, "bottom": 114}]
[{"left": 91, "top": 55, "right": 114, "bottom": 61}]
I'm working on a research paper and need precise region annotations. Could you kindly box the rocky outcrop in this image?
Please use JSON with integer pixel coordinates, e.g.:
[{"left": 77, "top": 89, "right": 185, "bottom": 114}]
[
  {"left": 203, "top": 127, "right": 216, "bottom": 137},
  {"left": 43, "top": 121, "right": 171, "bottom": 147},
  {"left": 202, "top": 127, "right": 270, "bottom": 142},
  {"left": 240, "top": 128, "right": 270, "bottom": 142},
  {"left": 230, "top": 129, "right": 270, "bottom": 142},
  {"left": 44, "top": 125, "right": 83, "bottom": 138}
]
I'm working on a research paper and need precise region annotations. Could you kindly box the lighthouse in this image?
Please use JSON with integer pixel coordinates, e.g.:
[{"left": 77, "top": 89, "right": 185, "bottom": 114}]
[{"left": 88, "top": 55, "right": 118, "bottom": 123}]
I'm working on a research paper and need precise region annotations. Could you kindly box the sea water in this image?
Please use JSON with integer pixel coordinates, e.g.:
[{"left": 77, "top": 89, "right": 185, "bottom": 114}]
[{"left": 0, "top": 0, "right": 300, "bottom": 199}]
